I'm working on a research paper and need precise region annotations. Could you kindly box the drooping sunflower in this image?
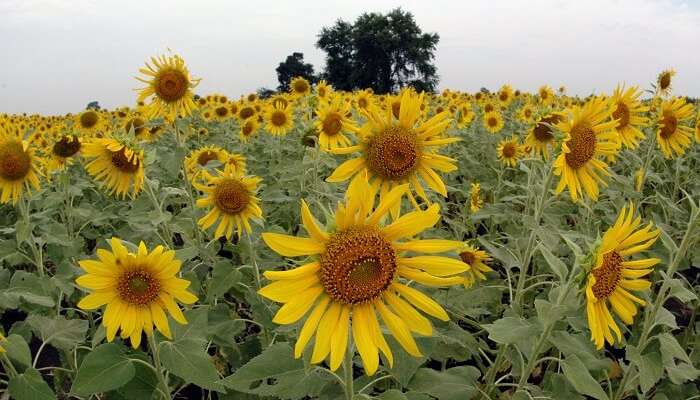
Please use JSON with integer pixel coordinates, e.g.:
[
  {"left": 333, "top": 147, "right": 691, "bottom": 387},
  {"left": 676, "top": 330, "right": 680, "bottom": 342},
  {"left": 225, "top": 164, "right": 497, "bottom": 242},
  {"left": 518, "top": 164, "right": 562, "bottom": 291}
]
[
  {"left": 239, "top": 118, "right": 260, "bottom": 142},
  {"left": 524, "top": 114, "right": 562, "bottom": 159},
  {"left": 195, "top": 167, "right": 262, "bottom": 240},
  {"left": 290, "top": 76, "right": 311, "bottom": 98},
  {"left": 326, "top": 90, "right": 459, "bottom": 215},
  {"left": 46, "top": 134, "right": 81, "bottom": 174},
  {"left": 136, "top": 54, "right": 200, "bottom": 121},
  {"left": 314, "top": 95, "right": 357, "bottom": 150},
  {"left": 259, "top": 176, "right": 468, "bottom": 375},
  {"left": 497, "top": 136, "right": 524, "bottom": 167},
  {"left": 458, "top": 244, "right": 493, "bottom": 288},
  {"left": 76, "top": 238, "right": 198, "bottom": 348},
  {"left": 656, "top": 97, "right": 695, "bottom": 159},
  {"left": 184, "top": 146, "right": 229, "bottom": 180},
  {"left": 483, "top": 111, "right": 504, "bottom": 134},
  {"left": 470, "top": 182, "right": 483, "bottom": 213},
  {"left": 265, "top": 102, "right": 294, "bottom": 136},
  {"left": 0, "top": 126, "right": 42, "bottom": 204},
  {"left": 554, "top": 97, "right": 620, "bottom": 201},
  {"left": 82, "top": 137, "right": 145, "bottom": 198},
  {"left": 655, "top": 69, "right": 675, "bottom": 97},
  {"left": 610, "top": 85, "right": 649, "bottom": 149},
  {"left": 585, "top": 203, "right": 660, "bottom": 349}
]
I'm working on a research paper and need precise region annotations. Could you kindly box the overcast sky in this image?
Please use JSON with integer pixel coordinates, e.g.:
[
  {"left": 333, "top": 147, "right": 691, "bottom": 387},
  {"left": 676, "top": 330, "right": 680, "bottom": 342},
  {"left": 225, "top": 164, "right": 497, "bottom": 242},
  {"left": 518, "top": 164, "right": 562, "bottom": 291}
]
[{"left": 1, "top": 0, "right": 699, "bottom": 115}]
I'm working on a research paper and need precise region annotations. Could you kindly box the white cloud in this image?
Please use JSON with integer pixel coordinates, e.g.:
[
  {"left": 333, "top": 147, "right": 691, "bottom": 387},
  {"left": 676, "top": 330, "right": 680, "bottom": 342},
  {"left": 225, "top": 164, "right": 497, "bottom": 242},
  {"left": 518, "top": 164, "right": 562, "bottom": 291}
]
[{"left": 0, "top": 0, "right": 698, "bottom": 114}]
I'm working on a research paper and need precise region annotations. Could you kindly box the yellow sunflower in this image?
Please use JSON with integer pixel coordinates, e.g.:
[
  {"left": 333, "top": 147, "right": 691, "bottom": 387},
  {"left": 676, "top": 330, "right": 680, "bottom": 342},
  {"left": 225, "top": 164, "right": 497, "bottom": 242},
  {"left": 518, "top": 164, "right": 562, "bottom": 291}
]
[
  {"left": 610, "top": 85, "right": 649, "bottom": 149},
  {"left": 76, "top": 238, "right": 198, "bottom": 348},
  {"left": 136, "top": 54, "right": 200, "bottom": 121},
  {"left": 355, "top": 89, "right": 375, "bottom": 112},
  {"left": 655, "top": 69, "right": 675, "bottom": 97},
  {"left": 184, "top": 146, "right": 229, "bottom": 180},
  {"left": 239, "top": 118, "right": 260, "bottom": 142},
  {"left": 326, "top": 90, "right": 459, "bottom": 216},
  {"left": 0, "top": 126, "right": 42, "bottom": 204},
  {"left": 525, "top": 114, "right": 562, "bottom": 159},
  {"left": 458, "top": 244, "right": 493, "bottom": 288},
  {"left": 82, "top": 138, "right": 145, "bottom": 198},
  {"left": 483, "top": 111, "right": 504, "bottom": 134},
  {"left": 656, "top": 97, "right": 695, "bottom": 159},
  {"left": 237, "top": 103, "right": 258, "bottom": 122},
  {"left": 265, "top": 102, "right": 294, "bottom": 136},
  {"left": 456, "top": 105, "right": 475, "bottom": 129},
  {"left": 470, "top": 182, "right": 483, "bottom": 213},
  {"left": 314, "top": 95, "right": 357, "bottom": 150},
  {"left": 554, "top": 97, "right": 619, "bottom": 201},
  {"left": 538, "top": 85, "right": 555, "bottom": 105},
  {"left": 290, "top": 77, "right": 311, "bottom": 97},
  {"left": 585, "top": 203, "right": 660, "bottom": 349},
  {"left": 315, "top": 80, "right": 333, "bottom": 100},
  {"left": 74, "top": 110, "right": 106, "bottom": 137},
  {"left": 259, "top": 176, "right": 468, "bottom": 375},
  {"left": 497, "top": 136, "right": 524, "bottom": 167},
  {"left": 497, "top": 84, "right": 514, "bottom": 106},
  {"left": 195, "top": 167, "right": 262, "bottom": 240},
  {"left": 46, "top": 134, "right": 81, "bottom": 174},
  {"left": 517, "top": 104, "right": 535, "bottom": 124}
]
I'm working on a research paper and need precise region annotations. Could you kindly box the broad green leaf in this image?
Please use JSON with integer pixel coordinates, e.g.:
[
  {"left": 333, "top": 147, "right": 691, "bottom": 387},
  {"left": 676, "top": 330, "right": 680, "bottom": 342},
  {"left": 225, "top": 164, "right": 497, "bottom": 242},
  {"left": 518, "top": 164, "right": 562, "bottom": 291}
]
[
  {"left": 407, "top": 366, "right": 480, "bottom": 400},
  {"left": 537, "top": 243, "right": 568, "bottom": 281},
  {"left": 483, "top": 317, "right": 539, "bottom": 345},
  {"left": 626, "top": 345, "right": 663, "bottom": 394},
  {"left": 1, "top": 270, "right": 55, "bottom": 308},
  {"left": 159, "top": 338, "right": 224, "bottom": 392},
  {"left": 8, "top": 368, "right": 56, "bottom": 400},
  {"left": 206, "top": 261, "right": 242, "bottom": 301},
  {"left": 4, "top": 333, "right": 32, "bottom": 370},
  {"left": 561, "top": 354, "right": 608, "bottom": 400},
  {"left": 380, "top": 389, "right": 409, "bottom": 400},
  {"left": 27, "top": 315, "right": 88, "bottom": 351},
  {"left": 71, "top": 343, "right": 135, "bottom": 396}
]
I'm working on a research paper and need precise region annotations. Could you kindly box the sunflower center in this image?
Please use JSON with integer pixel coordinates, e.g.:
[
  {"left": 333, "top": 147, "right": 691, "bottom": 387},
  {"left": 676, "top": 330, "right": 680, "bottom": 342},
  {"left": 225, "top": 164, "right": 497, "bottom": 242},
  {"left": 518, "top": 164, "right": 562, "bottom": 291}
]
[
  {"left": 564, "top": 123, "right": 596, "bottom": 169},
  {"left": 524, "top": 109, "right": 532, "bottom": 118},
  {"left": 533, "top": 115, "right": 560, "bottom": 142},
  {"left": 320, "top": 226, "right": 397, "bottom": 304},
  {"left": 293, "top": 80, "right": 309, "bottom": 94},
  {"left": 239, "top": 107, "right": 255, "bottom": 120},
  {"left": 0, "top": 141, "right": 31, "bottom": 181},
  {"left": 118, "top": 270, "right": 160, "bottom": 305},
  {"left": 80, "top": 111, "right": 98, "bottom": 129},
  {"left": 488, "top": 117, "right": 498, "bottom": 127},
  {"left": 318, "top": 87, "right": 326, "bottom": 97},
  {"left": 358, "top": 98, "right": 368, "bottom": 109},
  {"left": 592, "top": 251, "right": 623, "bottom": 299},
  {"left": 459, "top": 251, "right": 475, "bottom": 266},
  {"left": 659, "top": 73, "right": 671, "bottom": 90},
  {"left": 485, "top": 104, "right": 494, "bottom": 113},
  {"left": 110, "top": 148, "right": 140, "bottom": 173},
  {"left": 613, "top": 102, "right": 630, "bottom": 129},
  {"left": 156, "top": 70, "right": 188, "bottom": 102},
  {"left": 365, "top": 126, "right": 420, "bottom": 181},
  {"left": 502, "top": 143, "right": 516, "bottom": 158},
  {"left": 214, "top": 179, "right": 250, "bottom": 214},
  {"left": 270, "top": 110, "right": 287, "bottom": 127},
  {"left": 242, "top": 121, "right": 255, "bottom": 136},
  {"left": 499, "top": 92, "right": 508, "bottom": 101},
  {"left": 197, "top": 150, "right": 219, "bottom": 166},
  {"left": 659, "top": 111, "right": 678, "bottom": 139},
  {"left": 215, "top": 106, "right": 229, "bottom": 117},
  {"left": 52, "top": 136, "right": 81, "bottom": 158},
  {"left": 322, "top": 113, "right": 343, "bottom": 136}
]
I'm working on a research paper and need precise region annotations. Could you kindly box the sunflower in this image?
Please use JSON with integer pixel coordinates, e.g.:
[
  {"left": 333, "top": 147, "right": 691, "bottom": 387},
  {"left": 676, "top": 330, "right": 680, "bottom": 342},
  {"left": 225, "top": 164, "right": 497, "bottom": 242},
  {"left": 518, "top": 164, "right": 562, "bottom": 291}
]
[
  {"left": 483, "top": 111, "right": 504, "bottom": 134},
  {"left": 46, "top": 134, "right": 81, "bottom": 174},
  {"left": 326, "top": 90, "right": 459, "bottom": 216},
  {"left": 258, "top": 176, "right": 468, "bottom": 375},
  {"left": 136, "top": 54, "right": 200, "bottom": 121},
  {"left": 82, "top": 137, "right": 145, "bottom": 198},
  {"left": 0, "top": 126, "right": 42, "bottom": 204},
  {"left": 74, "top": 110, "right": 106, "bottom": 137},
  {"left": 315, "top": 95, "right": 357, "bottom": 150},
  {"left": 237, "top": 103, "right": 258, "bottom": 122},
  {"left": 525, "top": 114, "right": 561, "bottom": 159},
  {"left": 265, "top": 102, "right": 294, "bottom": 136},
  {"left": 195, "top": 167, "right": 262, "bottom": 240},
  {"left": 76, "top": 238, "right": 198, "bottom": 348},
  {"left": 517, "top": 104, "right": 535, "bottom": 124},
  {"left": 656, "top": 97, "right": 695, "bottom": 159},
  {"left": 610, "top": 85, "right": 648, "bottom": 149},
  {"left": 497, "top": 84, "right": 514, "bottom": 106},
  {"left": 224, "top": 153, "right": 247, "bottom": 174},
  {"left": 655, "top": 69, "right": 675, "bottom": 97},
  {"left": 316, "top": 80, "right": 333, "bottom": 100},
  {"left": 554, "top": 97, "right": 619, "bottom": 201},
  {"left": 585, "top": 203, "right": 660, "bottom": 349},
  {"left": 458, "top": 244, "right": 493, "bottom": 288},
  {"left": 538, "top": 85, "right": 554, "bottom": 105},
  {"left": 470, "top": 182, "right": 483, "bottom": 213},
  {"left": 497, "top": 136, "right": 524, "bottom": 167},
  {"left": 239, "top": 118, "right": 260, "bottom": 142},
  {"left": 355, "top": 89, "right": 375, "bottom": 111},
  {"left": 212, "top": 103, "right": 233, "bottom": 122},
  {"left": 695, "top": 116, "right": 700, "bottom": 142},
  {"left": 456, "top": 105, "right": 475, "bottom": 129},
  {"left": 184, "top": 146, "right": 229, "bottom": 179},
  {"left": 290, "top": 77, "right": 311, "bottom": 97}
]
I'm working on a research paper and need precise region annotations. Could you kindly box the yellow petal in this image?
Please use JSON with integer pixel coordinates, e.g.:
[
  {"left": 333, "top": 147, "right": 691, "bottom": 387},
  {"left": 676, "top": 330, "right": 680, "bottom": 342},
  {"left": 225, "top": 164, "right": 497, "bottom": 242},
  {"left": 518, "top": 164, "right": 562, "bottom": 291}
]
[
  {"left": 399, "top": 256, "right": 469, "bottom": 277},
  {"left": 382, "top": 204, "right": 440, "bottom": 240},
  {"left": 262, "top": 233, "right": 324, "bottom": 257},
  {"left": 374, "top": 300, "right": 421, "bottom": 357},
  {"left": 392, "top": 283, "right": 449, "bottom": 321},
  {"left": 294, "top": 296, "right": 330, "bottom": 358},
  {"left": 263, "top": 262, "right": 320, "bottom": 281},
  {"left": 272, "top": 286, "right": 324, "bottom": 325}
]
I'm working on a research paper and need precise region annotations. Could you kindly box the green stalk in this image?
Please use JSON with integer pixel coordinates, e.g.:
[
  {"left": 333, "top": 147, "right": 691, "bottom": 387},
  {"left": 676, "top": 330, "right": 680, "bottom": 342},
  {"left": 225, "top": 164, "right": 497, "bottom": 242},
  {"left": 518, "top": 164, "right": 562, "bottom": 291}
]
[
  {"left": 343, "top": 346, "right": 354, "bottom": 400},
  {"left": 148, "top": 335, "right": 170, "bottom": 400}
]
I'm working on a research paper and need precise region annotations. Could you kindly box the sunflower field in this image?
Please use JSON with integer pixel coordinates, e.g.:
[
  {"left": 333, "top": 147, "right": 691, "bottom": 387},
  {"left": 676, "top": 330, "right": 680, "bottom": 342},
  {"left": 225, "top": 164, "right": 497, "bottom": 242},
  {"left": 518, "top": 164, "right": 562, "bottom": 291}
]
[{"left": 0, "top": 56, "right": 698, "bottom": 400}]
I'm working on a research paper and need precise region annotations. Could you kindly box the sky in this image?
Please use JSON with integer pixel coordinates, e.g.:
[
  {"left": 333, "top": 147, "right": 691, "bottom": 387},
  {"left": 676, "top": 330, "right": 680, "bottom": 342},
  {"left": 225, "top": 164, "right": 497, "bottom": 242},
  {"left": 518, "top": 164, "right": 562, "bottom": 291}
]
[{"left": 1, "top": 0, "right": 699, "bottom": 115}]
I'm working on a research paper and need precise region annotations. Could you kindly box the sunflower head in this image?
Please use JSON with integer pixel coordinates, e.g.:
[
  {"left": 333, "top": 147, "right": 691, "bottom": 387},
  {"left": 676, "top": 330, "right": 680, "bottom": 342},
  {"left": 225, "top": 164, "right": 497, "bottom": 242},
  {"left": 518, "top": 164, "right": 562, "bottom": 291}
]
[
  {"left": 81, "top": 137, "right": 144, "bottom": 198},
  {"left": 459, "top": 244, "right": 493, "bottom": 288},
  {"left": 0, "top": 130, "right": 42, "bottom": 204},
  {"left": 483, "top": 111, "right": 504, "bottom": 134},
  {"left": 137, "top": 54, "right": 200, "bottom": 121},
  {"left": 290, "top": 77, "right": 311, "bottom": 97},
  {"left": 497, "top": 136, "right": 523, "bottom": 167},
  {"left": 656, "top": 69, "right": 676, "bottom": 96},
  {"left": 265, "top": 102, "right": 294, "bottom": 136},
  {"left": 470, "top": 182, "right": 483, "bottom": 213},
  {"left": 656, "top": 97, "right": 695, "bottom": 159}
]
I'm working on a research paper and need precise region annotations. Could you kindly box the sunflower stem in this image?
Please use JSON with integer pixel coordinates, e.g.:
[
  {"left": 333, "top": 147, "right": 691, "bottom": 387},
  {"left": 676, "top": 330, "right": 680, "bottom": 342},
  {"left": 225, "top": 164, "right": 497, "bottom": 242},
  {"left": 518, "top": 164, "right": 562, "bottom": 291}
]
[
  {"left": 144, "top": 177, "right": 173, "bottom": 247},
  {"left": 0, "top": 352, "right": 18, "bottom": 379},
  {"left": 17, "top": 195, "right": 44, "bottom": 277},
  {"left": 342, "top": 345, "right": 354, "bottom": 400},
  {"left": 148, "top": 334, "right": 170, "bottom": 400},
  {"left": 61, "top": 168, "right": 75, "bottom": 239}
]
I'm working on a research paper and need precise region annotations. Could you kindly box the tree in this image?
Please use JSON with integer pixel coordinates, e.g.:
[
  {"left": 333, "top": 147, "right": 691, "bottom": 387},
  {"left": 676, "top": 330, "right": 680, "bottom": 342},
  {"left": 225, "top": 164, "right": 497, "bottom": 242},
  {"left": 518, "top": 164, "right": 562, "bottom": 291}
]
[
  {"left": 316, "top": 8, "right": 440, "bottom": 93},
  {"left": 86, "top": 101, "right": 101, "bottom": 110},
  {"left": 275, "top": 52, "right": 316, "bottom": 92}
]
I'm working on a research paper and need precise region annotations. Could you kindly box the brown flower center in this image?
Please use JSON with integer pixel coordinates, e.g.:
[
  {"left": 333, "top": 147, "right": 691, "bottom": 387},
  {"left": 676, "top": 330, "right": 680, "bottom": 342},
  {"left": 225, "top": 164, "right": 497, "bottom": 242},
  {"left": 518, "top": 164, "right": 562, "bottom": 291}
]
[
  {"left": 499, "top": 92, "right": 508, "bottom": 102},
  {"left": 322, "top": 113, "right": 343, "bottom": 136},
  {"left": 156, "top": 70, "right": 188, "bottom": 102},
  {"left": 242, "top": 121, "right": 255, "bottom": 136},
  {"left": 197, "top": 150, "right": 219, "bottom": 166},
  {"left": 239, "top": 106, "right": 255, "bottom": 120},
  {"left": 52, "top": 136, "right": 81, "bottom": 158},
  {"left": 214, "top": 179, "right": 250, "bottom": 214},
  {"left": 502, "top": 143, "right": 516, "bottom": 158},
  {"left": 365, "top": 126, "right": 420, "bottom": 181},
  {"left": 484, "top": 104, "right": 495, "bottom": 113},
  {"left": 358, "top": 98, "right": 368, "bottom": 109},
  {"left": 320, "top": 226, "right": 397, "bottom": 304},
  {"left": 270, "top": 110, "right": 288, "bottom": 127},
  {"left": 659, "top": 73, "right": 671, "bottom": 90},
  {"left": 0, "top": 141, "right": 31, "bottom": 181},
  {"left": 488, "top": 116, "right": 498, "bottom": 127},
  {"left": 215, "top": 106, "right": 229, "bottom": 118},
  {"left": 564, "top": 123, "right": 597, "bottom": 169},
  {"left": 80, "top": 111, "right": 99, "bottom": 129},
  {"left": 459, "top": 251, "right": 476, "bottom": 266},
  {"left": 592, "top": 251, "right": 623, "bottom": 299},
  {"left": 293, "top": 80, "right": 309, "bottom": 94},
  {"left": 118, "top": 269, "right": 161, "bottom": 305},
  {"left": 612, "top": 102, "right": 630, "bottom": 129},
  {"left": 110, "top": 147, "right": 140, "bottom": 173},
  {"left": 659, "top": 111, "right": 678, "bottom": 139}
]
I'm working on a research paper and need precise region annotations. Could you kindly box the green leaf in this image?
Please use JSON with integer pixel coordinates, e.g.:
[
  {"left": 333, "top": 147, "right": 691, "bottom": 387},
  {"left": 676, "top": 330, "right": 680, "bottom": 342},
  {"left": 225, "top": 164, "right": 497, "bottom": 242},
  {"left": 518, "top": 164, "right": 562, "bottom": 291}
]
[
  {"left": 206, "top": 261, "right": 242, "bottom": 302},
  {"left": 535, "top": 299, "right": 566, "bottom": 326},
  {"left": 537, "top": 243, "right": 568, "bottom": 281},
  {"left": 0, "top": 270, "right": 55, "bottom": 308},
  {"left": 220, "top": 342, "right": 330, "bottom": 399},
  {"left": 4, "top": 334, "right": 32, "bottom": 370},
  {"left": 159, "top": 338, "right": 224, "bottom": 392},
  {"left": 561, "top": 354, "right": 608, "bottom": 400},
  {"left": 657, "top": 333, "right": 700, "bottom": 384},
  {"left": 8, "top": 368, "right": 56, "bottom": 400},
  {"left": 70, "top": 343, "right": 135, "bottom": 396},
  {"left": 379, "top": 389, "right": 409, "bottom": 400},
  {"left": 483, "top": 317, "right": 539, "bottom": 345},
  {"left": 27, "top": 315, "right": 88, "bottom": 351},
  {"left": 626, "top": 346, "right": 663, "bottom": 394},
  {"left": 407, "top": 366, "right": 480, "bottom": 400},
  {"left": 115, "top": 356, "right": 159, "bottom": 400}
]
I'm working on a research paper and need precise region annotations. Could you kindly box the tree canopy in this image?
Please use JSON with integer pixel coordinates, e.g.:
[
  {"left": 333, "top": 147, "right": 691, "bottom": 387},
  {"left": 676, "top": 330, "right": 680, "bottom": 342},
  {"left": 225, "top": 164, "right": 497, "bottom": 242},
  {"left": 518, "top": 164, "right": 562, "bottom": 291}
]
[{"left": 275, "top": 52, "right": 316, "bottom": 92}]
